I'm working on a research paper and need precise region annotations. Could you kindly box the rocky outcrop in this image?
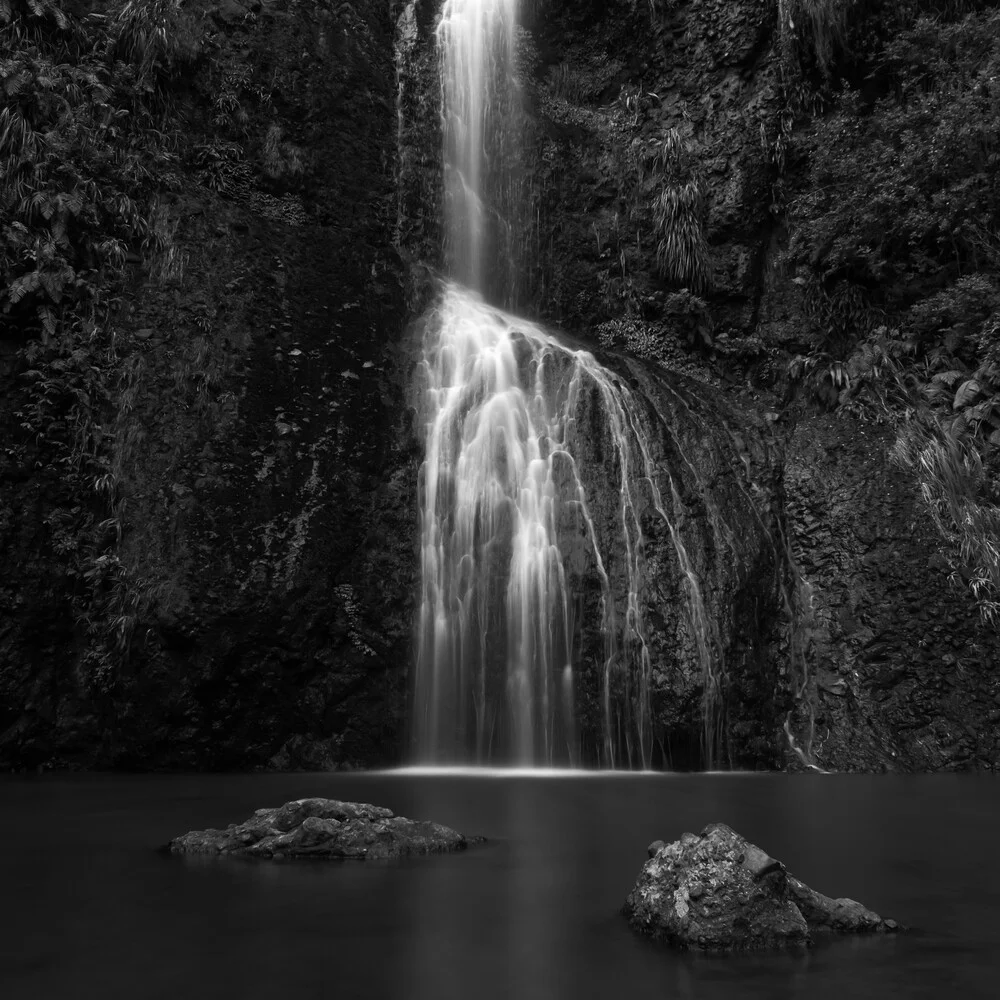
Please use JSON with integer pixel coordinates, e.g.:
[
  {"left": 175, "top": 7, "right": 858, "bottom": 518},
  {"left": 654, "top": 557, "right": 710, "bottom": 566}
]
[
  {"left": 570, "top": 353, "right": 789, "bottom": 768},
  {"left": 781, "top": 415, "right": 1000, "bottom": 772},
  {"left": 625, "top": 823, "right": 899, "bottom": 951},
  {"left": 168, "top": 797, "right": 481, "bottom": 859}
]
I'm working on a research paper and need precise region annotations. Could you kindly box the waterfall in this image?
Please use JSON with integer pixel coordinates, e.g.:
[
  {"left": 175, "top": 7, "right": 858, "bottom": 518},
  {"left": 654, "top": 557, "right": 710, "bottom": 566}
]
[
  {"left": 436, "top": 0, "right": 522, "bottom": 302},
  {"left": 411, "top": 0, "right": 718, "bottom": 766},
  {"left": 415, "top": 286, "right": 690, "bottom": 766}
]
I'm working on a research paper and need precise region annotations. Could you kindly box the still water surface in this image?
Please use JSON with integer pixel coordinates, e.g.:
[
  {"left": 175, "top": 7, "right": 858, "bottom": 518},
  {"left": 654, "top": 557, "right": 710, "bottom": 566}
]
[{"left": 1, "top": 772, "right": 997, "bottom": 999}]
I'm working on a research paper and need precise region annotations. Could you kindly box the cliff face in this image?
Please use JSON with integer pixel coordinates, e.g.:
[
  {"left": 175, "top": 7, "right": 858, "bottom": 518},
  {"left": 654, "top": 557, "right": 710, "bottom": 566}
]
[
  {"left": 783, "top": 418, "right": 1000, "bottom": 772},
  {"left": 1, "top": 0, "right": 417, "bottom": 769},
  {"left": 2, "top": 0, "right": 998, "bottom": 772}
]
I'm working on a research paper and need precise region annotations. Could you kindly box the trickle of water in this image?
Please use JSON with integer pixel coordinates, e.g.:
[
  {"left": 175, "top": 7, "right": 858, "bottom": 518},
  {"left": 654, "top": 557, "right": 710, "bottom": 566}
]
[{"left": 394, "top": 2, "right": 417, "bottom": 250}]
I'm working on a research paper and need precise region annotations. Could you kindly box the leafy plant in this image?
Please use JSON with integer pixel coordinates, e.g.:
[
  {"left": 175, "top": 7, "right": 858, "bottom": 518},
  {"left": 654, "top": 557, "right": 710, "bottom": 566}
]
[
  {"left": 261, "top": 123, "right": 307, "bottom": 190},
  {"left": 596, "top": 309, "right": 711, "bottom": 373},
  {"left": 662, "top": 289, "right": 713, "bottom": 350},
  {"left": 906, "top": 275, "right": 1000, "bottom": 360},
  {"left": 0, "top": 0, "right": 204, "bottom": 344},
  {"left": 787, "top": 350, "right": 852, "bottom": 409},
  {"left": 111, "top": 0, "right": 202, "bottom": 99},
  {"left": 626, "top": 0, "right": 673, "bottom": 23},
  {"left": 193, "top": 140, "right": 245, "bottom": 194},
  {"left": 546, "top": 61, "right": 590, "bottom": 103},
  {"left": 642, "top": 129, "right": 711, "bottom": 293},
  {"left": 0, "top": 0, "right": 68, "bottom": 34},
  {"left": 788, "top": 331, "right": 912, "bottom": 417},
  {"left": 893, "top": 419, "right": 1000, "bottom": 625},
  {"left": 787, "top": 10, "right": 1000, "bottom": 302}
]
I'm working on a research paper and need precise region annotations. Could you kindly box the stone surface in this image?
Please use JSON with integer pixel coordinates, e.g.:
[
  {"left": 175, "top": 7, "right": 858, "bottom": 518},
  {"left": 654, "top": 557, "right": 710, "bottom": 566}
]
[
  {"left": 624, "top": 822, "right": 898, "bottom": 951},
  {"left": 168, "top": 797, "right": 481, "bottom": 860},
  {"left": 781, "top": 416, "right": 1000, "bottom": 773}
]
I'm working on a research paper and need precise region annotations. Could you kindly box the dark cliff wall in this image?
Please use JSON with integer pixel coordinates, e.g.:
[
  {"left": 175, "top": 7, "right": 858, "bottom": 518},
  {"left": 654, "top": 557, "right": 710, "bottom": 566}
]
[
  {"left": 1, "top": 0, "right": 417, "bottom": 770},
  {"left": 784, "top": 417, "right": 1000, "bottom": 772},
  {"left": 558, "top": 352, "right": 790, "bottom": 769}
]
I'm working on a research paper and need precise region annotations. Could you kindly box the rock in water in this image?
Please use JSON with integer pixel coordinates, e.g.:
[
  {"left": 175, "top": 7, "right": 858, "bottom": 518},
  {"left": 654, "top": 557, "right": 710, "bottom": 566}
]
[
  {"left": 167, "top": 798, "right": 481, "bottom": 860},
  {"left": 624, "top": 823, "right": 899, "bottom": 951}
]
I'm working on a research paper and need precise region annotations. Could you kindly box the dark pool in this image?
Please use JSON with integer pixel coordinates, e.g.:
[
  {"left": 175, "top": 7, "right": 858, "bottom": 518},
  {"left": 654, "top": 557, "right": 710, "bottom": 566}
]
[{"left": 1, "top": 771, "right": 997, "bottom": 998}]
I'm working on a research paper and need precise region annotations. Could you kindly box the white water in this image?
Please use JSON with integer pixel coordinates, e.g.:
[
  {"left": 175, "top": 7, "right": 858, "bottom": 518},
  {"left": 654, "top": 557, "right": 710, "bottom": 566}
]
[
  {"left": 436, "top": 0, "right": 521, "bottom": 298},
  {"left": 412, "top": 0, "right": 716, "bottom": 766},
  {"left": 414, "top": 287, "right": 714, "bottom": 766}
]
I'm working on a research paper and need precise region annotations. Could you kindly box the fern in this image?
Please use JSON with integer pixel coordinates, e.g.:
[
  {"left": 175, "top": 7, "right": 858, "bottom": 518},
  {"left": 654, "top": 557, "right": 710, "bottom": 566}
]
[
  {"left": 894, "top": 420, "right": 1000, "bottom": 625},
  {"left": 112, "top": 0, "right": 203, "bottom": 96},
  {"left": 8, "top": 271, "right": 39, "bottom": 303},
  {"left": 644, "top": 130, "right": 711, "bottom": 292},
  {"left": 0, "top": 106, "right": 35, "bottom": 155},
  {"left": 261, "top": 122, "right": 306, "bottom": 188},
  {"left": 1, "top": 0, "right": 68, "bottom": 31}
]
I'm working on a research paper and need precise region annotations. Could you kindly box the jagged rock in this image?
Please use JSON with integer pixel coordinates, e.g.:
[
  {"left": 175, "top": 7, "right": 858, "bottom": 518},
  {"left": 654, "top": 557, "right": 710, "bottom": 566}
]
[
  {"left": 167, "top": 797, "right": 482, "bottom": 859},
  {"left": 267, "top": 734, "right": 345, "bottom": 771},
  {"left": 211, "top": 0, "right": 249, "bottom": 28},
  {"left": 624, "top": 822, "right": 899, "bottom": 951}
]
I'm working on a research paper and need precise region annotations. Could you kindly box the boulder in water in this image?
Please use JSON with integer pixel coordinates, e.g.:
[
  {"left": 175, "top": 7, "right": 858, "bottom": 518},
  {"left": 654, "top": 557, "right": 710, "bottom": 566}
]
[
  {"left": 624, "top": 822, "right": 900, "bottom": 951},
  {"left": 167, "top": 798, "right": 482, "bottom": 859}
]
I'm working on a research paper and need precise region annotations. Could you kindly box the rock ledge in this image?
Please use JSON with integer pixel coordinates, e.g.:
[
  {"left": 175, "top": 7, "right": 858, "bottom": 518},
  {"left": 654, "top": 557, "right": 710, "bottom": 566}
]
[
  {"left": 168, "top": 797, "right": 481, "bottom": 859},
  {"left": 624, "top": 822, "right": 900, "bottom": 951}
]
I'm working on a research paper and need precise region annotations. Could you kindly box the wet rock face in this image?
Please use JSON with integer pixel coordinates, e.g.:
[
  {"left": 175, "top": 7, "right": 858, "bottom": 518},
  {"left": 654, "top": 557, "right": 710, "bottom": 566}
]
[
  {"left": 782, "top": 416, "right": 1000, "bottom": 773},
  {"left": 168, "top": 797, "right": 481, "bottom": 859},
  {"left": 624, "top": 822, "right": 898, "bottom": 951},
  {"left": 568, "top": 355, "right": 788, "bottom": 768},
  {"left": 408, "top": 300, "right": 788, "bottom": 768}
]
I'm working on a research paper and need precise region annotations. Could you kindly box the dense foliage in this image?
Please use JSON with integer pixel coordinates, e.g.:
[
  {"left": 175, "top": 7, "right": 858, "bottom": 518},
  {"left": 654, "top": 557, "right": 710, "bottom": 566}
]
[
  {"left": 787, "top": 11, "right": 999, "bottom": 317},
  {"left": 0, "top": 0, "right": 203, "bottom": 686},
  {"left": 779, "top": 3, "right": 1000, "bottom": 620},
  {"left": 1, "top": 0, "right": 200, "bottom": 343}
]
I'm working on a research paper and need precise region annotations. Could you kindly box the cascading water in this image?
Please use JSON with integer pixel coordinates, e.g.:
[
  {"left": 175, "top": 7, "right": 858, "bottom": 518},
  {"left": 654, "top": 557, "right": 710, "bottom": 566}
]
[
  {"left": 412, "top": 0, "right": 719, "bottom": 767},
  {"left": 436, "top": 0, "right": 522, "bottom": 301},
  {"left": 414, "top": 287, "right": 720, "bottom": 767}
]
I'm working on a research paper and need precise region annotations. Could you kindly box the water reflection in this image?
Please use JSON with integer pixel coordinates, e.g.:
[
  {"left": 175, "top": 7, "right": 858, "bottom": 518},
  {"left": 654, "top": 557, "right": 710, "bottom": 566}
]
[{"left": 1, "top": 773, "right": 998, "bottom": 1000}]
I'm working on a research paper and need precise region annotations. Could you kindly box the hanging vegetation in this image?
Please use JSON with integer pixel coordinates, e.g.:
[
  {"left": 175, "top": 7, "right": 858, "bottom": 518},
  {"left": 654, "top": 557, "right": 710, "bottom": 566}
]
[
  {"left": 0, "top": 0, "right": 204, "bottom": 693},
  {"left": 643, "top": 129, "right": 711, "bottom": 293}
]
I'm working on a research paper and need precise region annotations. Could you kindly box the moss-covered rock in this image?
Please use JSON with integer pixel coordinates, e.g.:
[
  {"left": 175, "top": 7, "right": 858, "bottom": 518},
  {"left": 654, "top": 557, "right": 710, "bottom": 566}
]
[
  {"left": 624, "top": 822, "right": 899, "bottom": 950},
  {"left": 168, "top": 796, "right": 482, "bottom": 859}
]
